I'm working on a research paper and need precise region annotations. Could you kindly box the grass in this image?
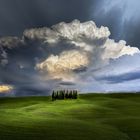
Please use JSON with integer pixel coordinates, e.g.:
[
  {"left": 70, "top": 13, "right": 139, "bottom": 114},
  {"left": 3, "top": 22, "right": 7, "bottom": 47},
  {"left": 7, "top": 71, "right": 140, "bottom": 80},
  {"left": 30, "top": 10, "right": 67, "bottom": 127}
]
[{"left": 0, "top": 93, "right": 140, "bottom": 140}]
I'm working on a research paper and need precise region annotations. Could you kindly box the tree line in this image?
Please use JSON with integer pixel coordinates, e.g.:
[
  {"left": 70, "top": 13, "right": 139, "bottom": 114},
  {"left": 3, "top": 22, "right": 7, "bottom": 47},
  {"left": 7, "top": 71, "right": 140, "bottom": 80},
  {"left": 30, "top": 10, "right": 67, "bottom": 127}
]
[{"left": 52, "top": 90, "right": 78, "bottom": 101}]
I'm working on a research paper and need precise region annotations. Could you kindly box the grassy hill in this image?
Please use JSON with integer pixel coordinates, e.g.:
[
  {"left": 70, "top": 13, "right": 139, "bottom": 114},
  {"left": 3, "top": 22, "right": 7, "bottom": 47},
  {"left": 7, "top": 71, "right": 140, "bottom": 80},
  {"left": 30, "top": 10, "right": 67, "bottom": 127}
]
[{"left": 0, "top": 93, "right": 140, "bottom": 140}]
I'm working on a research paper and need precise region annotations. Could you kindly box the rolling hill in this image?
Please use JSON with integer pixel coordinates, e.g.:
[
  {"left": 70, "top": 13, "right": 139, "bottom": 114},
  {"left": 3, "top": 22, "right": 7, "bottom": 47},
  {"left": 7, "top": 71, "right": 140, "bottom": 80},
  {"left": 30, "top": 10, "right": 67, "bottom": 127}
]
[{"left": 0, "top": 93, "right": 140, "bottom": 140}]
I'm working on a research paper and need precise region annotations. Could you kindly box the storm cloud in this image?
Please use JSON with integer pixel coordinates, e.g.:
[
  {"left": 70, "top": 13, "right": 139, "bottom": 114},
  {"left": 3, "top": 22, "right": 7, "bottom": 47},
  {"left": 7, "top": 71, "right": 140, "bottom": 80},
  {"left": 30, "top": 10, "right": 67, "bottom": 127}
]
[
  {"left": 33, "top": 20, "right": 139, "bottom": 81},
  {"left": 0, "top": 0, "right": 140, "bottom": 95},
  {"left": 0, "top": 19, "right": 139, "bottom": 95}
]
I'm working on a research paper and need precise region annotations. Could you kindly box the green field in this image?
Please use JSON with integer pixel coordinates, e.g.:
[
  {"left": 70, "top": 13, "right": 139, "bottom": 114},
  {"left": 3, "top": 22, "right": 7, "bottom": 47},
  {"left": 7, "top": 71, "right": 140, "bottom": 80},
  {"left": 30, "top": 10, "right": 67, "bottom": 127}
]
[{"left": 0, "top": 94, "right": 140, "bottom": 140}]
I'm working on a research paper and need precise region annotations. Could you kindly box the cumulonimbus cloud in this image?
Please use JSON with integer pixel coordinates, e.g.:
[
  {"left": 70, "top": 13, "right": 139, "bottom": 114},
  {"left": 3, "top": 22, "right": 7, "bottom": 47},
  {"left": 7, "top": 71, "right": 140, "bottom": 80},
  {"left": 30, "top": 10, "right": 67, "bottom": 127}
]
[
  {"left": 0, "top": 20, "right": 140, "bottom": 95},
  {"left": 29, "top": 20, "right": 139, "bottom": 80}
]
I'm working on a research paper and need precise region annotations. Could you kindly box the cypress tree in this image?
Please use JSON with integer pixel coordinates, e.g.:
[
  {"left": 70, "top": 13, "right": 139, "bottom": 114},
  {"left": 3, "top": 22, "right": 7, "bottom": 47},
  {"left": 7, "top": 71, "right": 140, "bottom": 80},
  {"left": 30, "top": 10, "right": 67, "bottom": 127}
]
[
  {"left": 65, "top": 90, "right": 68, "bottom": 99},
  {"left": 60, "top": 90, "right": 63, "bottom": 99},
  {"left": 62, "top": 91, "right": 64, "bottom": 99},
  {"left": 58, "top": 90, "right": 61, "bottom": 99},
  {"left": 75, "top": 90, "right": 77, "bottom": 99},
  {"left": 69, "top": 90, "right": 72, "bottom": 99},
  {"left": 56, "top": 91, "right": 59, "bottom": 99},
  {"left": 73, "top": 90, "right": 78, "bottom": 99},
  {"left": 72, "top": 90, "right": 75, "bottom": 99},
  {"left": 52, "top": 90, "right": 55, "bottom": 101},
  {"left": 54, "top": 91, "right": 57, "bottom": 100}
]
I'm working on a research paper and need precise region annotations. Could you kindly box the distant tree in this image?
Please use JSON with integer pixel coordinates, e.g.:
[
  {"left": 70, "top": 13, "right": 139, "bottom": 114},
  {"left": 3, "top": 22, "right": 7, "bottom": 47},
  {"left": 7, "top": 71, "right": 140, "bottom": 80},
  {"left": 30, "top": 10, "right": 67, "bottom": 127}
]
[
  {"left": 56, "top": 91, "right": 59, "bottom": 99},
  {"left": 72, "top": 90, "right": 74, "bottom": 99},
  {"left": 59, "top": 90, "right": 63, "bottom": 100},
  {"left": 58, "top": 90, "right": 61, "bottom": 99},
  {"left": 65, "top": 90, "right": 69, "bottom": 99},
  {"left": 62, "top": 90, "right": 65, "bottom": 99},
  {"left": 73, "top": 90, "right": 78, "bottom": 99},
  {"left": 52, "top": 89, "right": 78, "bottom": 101},
  {"left": 52, "top": 90, "right": 55, "bottom": 101},
  {"left": 69, "top": 90, "right": 73, "bottom": 99}
]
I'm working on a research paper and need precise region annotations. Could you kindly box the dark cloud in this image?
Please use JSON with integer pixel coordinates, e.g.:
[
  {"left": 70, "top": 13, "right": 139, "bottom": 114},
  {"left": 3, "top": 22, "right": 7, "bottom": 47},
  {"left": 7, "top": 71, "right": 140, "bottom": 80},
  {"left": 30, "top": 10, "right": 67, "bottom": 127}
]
[
  {"left": 98, "top": 71, "right": 140, "bottom": 84},
  {"left": 0, "top": 0, "right": 139, "bottom": 48},
  {"left": 73, "top": 67, "right": 87, "bottom": 73},
  {"left": 15, "top": 86, "right": 51, "bottom": 96},
  {"left": 59, "top": 82, "right": 75, "bottom": 86},
  {"left": 0, "top": 0, "right": 95, "bottom": 36},
  {"left": 122, "top": 20, "right": 140, "bottom": 48},
  {"left": 0, "top": 37, "right": 23, "bottom": 48},
  {"left": 0, "top": 0, "right": 140, "bottom": 48}
]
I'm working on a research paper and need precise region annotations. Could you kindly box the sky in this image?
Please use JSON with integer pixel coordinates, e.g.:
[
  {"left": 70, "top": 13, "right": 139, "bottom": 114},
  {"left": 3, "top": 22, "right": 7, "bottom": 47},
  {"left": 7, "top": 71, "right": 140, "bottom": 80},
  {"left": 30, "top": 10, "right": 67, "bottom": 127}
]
[{"left": 0, "top": 0, "right": 140, "bottom": 96}]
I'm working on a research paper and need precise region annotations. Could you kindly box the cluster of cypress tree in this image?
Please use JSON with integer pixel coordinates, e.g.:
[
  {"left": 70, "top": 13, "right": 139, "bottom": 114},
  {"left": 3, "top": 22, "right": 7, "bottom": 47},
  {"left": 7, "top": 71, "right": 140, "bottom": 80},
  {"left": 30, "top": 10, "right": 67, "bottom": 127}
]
[{"left": 52, "top": 90, "right": 78, "bottom": 101}]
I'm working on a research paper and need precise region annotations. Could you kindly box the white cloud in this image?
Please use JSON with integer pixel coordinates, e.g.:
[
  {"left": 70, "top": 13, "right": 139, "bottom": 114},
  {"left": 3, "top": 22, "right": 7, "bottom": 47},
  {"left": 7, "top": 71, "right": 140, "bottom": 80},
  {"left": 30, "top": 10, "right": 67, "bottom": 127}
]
[
  {"left": 24, "top": 20, "right": 110, "bottom": 39},
  {"left": 33, "top": 20, "right": 139, "bottom": 81},
  {"left": 36, "top": 50, "right": 89, "bottom": 80},
  {"left": 102, "top": 40, "right": 139, "bottom": 60}
]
